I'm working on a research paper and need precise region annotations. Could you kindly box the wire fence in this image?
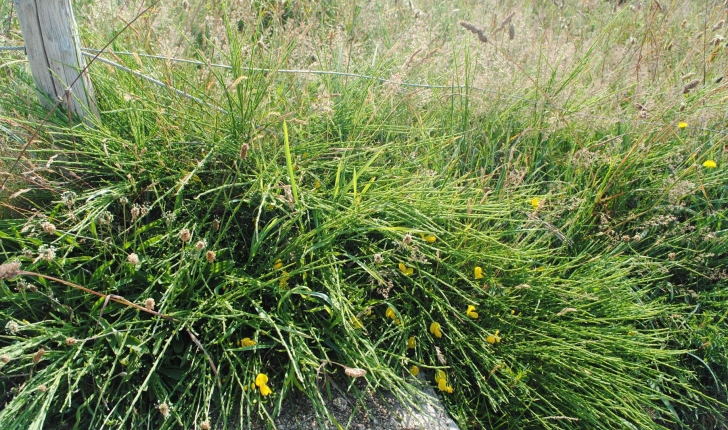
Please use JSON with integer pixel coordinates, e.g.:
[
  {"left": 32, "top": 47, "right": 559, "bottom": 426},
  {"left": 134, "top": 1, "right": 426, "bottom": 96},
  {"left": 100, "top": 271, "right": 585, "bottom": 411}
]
[{"left": 2, "top": 43, "right": 727, "bottom": 137}]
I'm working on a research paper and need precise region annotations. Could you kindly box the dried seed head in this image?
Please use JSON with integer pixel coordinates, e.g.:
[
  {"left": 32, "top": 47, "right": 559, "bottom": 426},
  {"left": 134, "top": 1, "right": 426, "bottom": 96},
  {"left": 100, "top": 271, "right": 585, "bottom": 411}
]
[
  {"left": 668, "top": 252, "right": 677, "bottom": 260},
  {"left": 0, "top": 355, "right": 9, "bottom": 364},
  {"left": 213, "top": 219, "right": 220, "bottom": 231},
  {"left": 403, "top": 233, "right": 412, "bottom": 245},
  {"left": 435, "top": 346, "right": 447, "bottom": 365},
  {"left": 712, "top": 20, "right": 725, "bottom": 32},
  {"left": 130, "top": 204, "right": 141, "bottom": 221},
  {"left": 145, "top": 298, "right": 156, "bottom": 311},
  {"left": 460, "top": 21, "right": 488, "bottom": 43},
  {"left": 65, "top": 337, "right": 77, "bottom": 346},
  {"left": 61, "top": 191, "right": 76, "bottom": 207},
  {"left": 195, "top": 240, "right": 207, "bottom": 251},
  {"left": 373, "top": 253, "right": 383, "bottom": 264},
  {"left": 344, "top": 367, "right": 367, "bottom": 378},
  {"left": 127, "top": 253, "right": 140, "bottom": 265},
  {"left": 158, "top": 402, "right": 171, "bottom": 418},
  {"left": 179, "top": 228, "right": 191, "bottom": 243},
  {"left": 508, "top": 22, "right": 515, "bottom": 40},
  {"left": 33, "top": 348, "right": 45, "bottom": 365},
  {"left": 0, "top": 262, "right": 21, "bottom": 280},
  {"left": 682, "top": 79, "right": 700, "bottom": 94},
  {"left": 5, "top": 320, "right": 19, "bottom": 335},
  {"left": 556, "top": 307, "right": 578, "bottom": 316},
  {"left": 41, "top": 222, "right": 56, "bottom": 234},
  {"left": 119, "top": 196, "right": 129, "bottom": 205},
  {"left": 200, "top": 421, "right": 211, "bottom": 430},
  {"left": 240, "top": 143, "right": 250, "bottom": 160},
  {"left": 182, "top": 0, "right": 189, "bottom": 11},
  {"left": 206, "top": 250, "right": 216, "bottom": 263}
]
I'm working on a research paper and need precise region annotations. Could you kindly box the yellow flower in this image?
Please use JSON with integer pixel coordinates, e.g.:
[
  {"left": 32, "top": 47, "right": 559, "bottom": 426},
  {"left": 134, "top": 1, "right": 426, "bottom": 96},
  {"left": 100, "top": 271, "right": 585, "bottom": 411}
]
[
  {"left": 429, "top": 322, "right": 442, "bottom": 338},
  {"left": 466, "top": 305, "right": 479, "bottom": 319},
  {"left": 678, "top": 122, "right": 688, "bottom": 129},
  {"left": 273, "top": 259, "right": 283, "bottom": 270},
  {"left": 259, "top": 383, "right": 272, "bottom": 396},
  {"left": 409, "top": 365, "right": 420, "bottom": 376},
  {"left": 486, "top": 330, "right": 501, "bottom": 345},
  {"left": 386, "top": 307, "right": 396, "bottom": 320},
  {"left": 434, "top": 371, "right": 453, "bottom": 393},
  {"left": 407, "top": 336, "right": 416, "bottom": 349},
  {"left": 420, "top": 233, "right": 437, "bottom": 243},
  {"left": 702, "top": 159, "right": 717, "bottom": 169},
  {"left": 255, "top": 373, "right": 268, "bottom": 387},
  {"left": 474, "top": 266, "right": 484, "bottom": 279},
  {"left": 279, "top": 271, "right": 290, "bottom": 288},
  {"left": 240, "top": 337, "right": 256, "bottom": 347},
  {"left": 530, "top": 197, "right": 539, "bottom": 210},
  {"left": 351, "top": 317, "right": 364, "bottom": 329},
  {"left": 398, "top": 263, "right": 414, "bottom": 276}
]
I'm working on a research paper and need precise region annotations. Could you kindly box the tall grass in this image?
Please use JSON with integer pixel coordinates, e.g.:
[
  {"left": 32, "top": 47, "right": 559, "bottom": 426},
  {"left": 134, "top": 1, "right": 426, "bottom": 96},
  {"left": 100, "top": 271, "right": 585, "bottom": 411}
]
[{"left": 1, "top": 0, "right": 727, "bottom": 428}]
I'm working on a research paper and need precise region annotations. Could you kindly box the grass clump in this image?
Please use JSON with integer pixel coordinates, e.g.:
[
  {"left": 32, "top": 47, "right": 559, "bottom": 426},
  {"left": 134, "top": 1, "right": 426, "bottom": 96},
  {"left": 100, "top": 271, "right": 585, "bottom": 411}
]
[{"left": 1, "top": 0, "right": 728, "bottom": 429}]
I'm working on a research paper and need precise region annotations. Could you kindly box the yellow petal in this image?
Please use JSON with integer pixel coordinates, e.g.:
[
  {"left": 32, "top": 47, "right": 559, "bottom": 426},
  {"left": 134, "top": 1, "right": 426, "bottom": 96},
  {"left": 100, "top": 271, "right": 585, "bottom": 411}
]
[
  {"left": 438, "top": 378, "right": 449, "bottom": 391},
  {"left": 241, "top": 337, "right": 256, "bottom": 347},
  {"left": 678, "top": 121, "right": 688, "bottom": 129},
  {"left": 407, "top": 336, "right": 416, "bottom": 349},
  {"left": 474, "top": 266, "right": 484, "bottom": 279},
  {"left": 409, "top": 365, "right": 420, "bottom": 376},
  {"left": 255, "top": 373, "right": 268, "bottom": 387},
  {"left": 399, "top": 263, "right": 414, "bottom": 275},
  {"left": 530, "top": 197, "right": 539, "bottom": 210},
  {"left": 702, "top": 159, "right": 717, "bottom": 169},
  {"left": 259, "top": 383, "right": 272, "bottom": 396},
  {"left": 430, "top": 322, "right": 442, "bottom": 338},
  {"left": 466, "top": 305, "right": 479, "bottom": 319},
  {"left": 423, "top": 234, "right": 436, "bottom": 243},
  {"left": 386, "top": 307, "right": 396, "bottom": 320},
  {"left": 486, "top": 335, "right": 496, "bottom": 344},
  {"left": 434, "top": 370, "right": 446, "bottom": 383},
  {"left": 273, "top": 259, "right": 283, "bottom": 270}
]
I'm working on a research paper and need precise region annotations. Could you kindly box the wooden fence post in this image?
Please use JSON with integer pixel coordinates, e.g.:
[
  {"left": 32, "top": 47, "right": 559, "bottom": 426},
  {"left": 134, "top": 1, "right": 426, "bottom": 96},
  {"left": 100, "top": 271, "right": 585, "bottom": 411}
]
[{"left": 14, "top": 0, "right": 99, "bottom": 123}]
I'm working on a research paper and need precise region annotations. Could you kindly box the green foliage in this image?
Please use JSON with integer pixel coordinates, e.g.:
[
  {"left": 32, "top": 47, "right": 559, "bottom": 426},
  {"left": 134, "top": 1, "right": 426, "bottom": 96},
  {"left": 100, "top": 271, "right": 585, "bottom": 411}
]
[{"left": 1, "top": 1, "right": 727, "bottom": 429}]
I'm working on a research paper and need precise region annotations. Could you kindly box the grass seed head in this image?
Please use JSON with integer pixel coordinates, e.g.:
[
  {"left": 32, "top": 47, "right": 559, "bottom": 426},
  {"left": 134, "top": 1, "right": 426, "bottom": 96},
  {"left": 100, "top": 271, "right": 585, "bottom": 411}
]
[
  {"left": 33, "top": 348, "right": 45, "bottom": 365},
  {"left": 65, "top": 337, "right": 77, "bottom": 346},
  {"left": 127, "top": 253, "right": 140, "bottom": 265},
  {"left": 5, "top": 320, "right": 19, "bottom": 335},
  {"left": 682, "top": 79, "right": 700, "bottom": 94},
  {"left": 0, "top": 355, "right": 9, "bottom": 364},
  {"left": 145, "top": 298, "right": 156, "bottom": 311},
  {"left": 206, "top": 250, "right": 216, "bottom": 263},
  {"left": 41, "top": 222, "right": 56, "bottom": 234},
  {"left": 200, "top": 421, "right": 211, "bottom": 430}
]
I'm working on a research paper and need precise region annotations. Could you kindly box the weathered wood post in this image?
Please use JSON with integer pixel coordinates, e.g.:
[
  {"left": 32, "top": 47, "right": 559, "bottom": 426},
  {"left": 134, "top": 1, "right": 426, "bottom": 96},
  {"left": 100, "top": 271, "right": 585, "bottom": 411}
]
[{"left": 14, "top": 0, "right": 99, "bottom": 123}]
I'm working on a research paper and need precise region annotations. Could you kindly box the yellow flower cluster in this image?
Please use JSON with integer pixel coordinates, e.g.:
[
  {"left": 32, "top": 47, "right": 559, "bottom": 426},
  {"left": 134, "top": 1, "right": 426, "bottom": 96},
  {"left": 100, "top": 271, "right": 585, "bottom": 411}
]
[
  {"left": 474, "top": 266, "right": 484, "bottom": 279},
  {"left": 703, "top": 159, "right": 717, "bottom": 169},
  {"left": 434, "top": 370, "right": 453, "bottom": 393},
  {"left": 386, "top": 307, "right": 402, "bottom": 325},
  {"left": 486, "top": 330, "right": 501, "bottom": 345},
  {"left": 255, "top": 373, "right": 272, "bottom": 396}
]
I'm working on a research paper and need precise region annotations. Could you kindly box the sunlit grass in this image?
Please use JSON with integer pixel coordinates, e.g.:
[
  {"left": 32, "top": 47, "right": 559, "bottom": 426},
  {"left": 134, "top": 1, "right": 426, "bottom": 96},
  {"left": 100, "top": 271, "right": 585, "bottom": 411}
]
[{"left": 1, "top": 0, "right": 727, "bottom": 429}]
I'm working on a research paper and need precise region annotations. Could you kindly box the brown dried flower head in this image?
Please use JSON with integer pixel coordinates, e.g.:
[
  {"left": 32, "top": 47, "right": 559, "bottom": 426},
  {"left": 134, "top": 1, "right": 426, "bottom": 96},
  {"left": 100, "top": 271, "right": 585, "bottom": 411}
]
[
  {"left": 158, "top": 402, "right": 171, "bottom": 418},
  {"left": 145, "top": 298, "right": 156, "bottom": 311},
  {"left": 683, "top": 79, "right": 700, "bottom": 94},
  {"left": 127, "top": 253, "right": 140, "bottom": 265},
  {"left": 206, "top": 250, "right": 216, "bottom": 263},
  {"left": 33, "top": 348, "right": 45, "bottom": 365},
  {"left": 0, "top": 262, "right": 21, "bottom": 280},
  {"left": 240, "top": 143, "right": 250, "bottom": 160},
  {"left": 344, "top": 367, "right": 367, "bottom": 378},
  {"left": 195, "top": 240, "right": 207, "bottom": 251},
  {"left": 0, "top": 355, "right": 9, "bottom": 364},
  {"left": 213, "top": 219, "right": 220, "bottom": 231},
  {"left": 403, "top": 233, "right": 412, "bottom": 246},
  {"left": 41, "top": 222, "right": 56, "bottom": 234},
  {"left": 179, "top": 228, "right": 191, "bottom": 243},
  {"left": 200, "top": 421, "right": 211, "bottom": 430},
  {"left": 65, "top": 337, "right": 77, "bottom": 346},
  {"left": 37, "top": 384, "right": 48, "bottom": 393}
]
